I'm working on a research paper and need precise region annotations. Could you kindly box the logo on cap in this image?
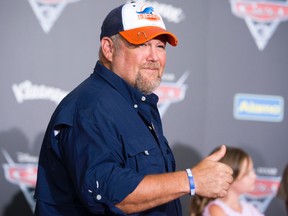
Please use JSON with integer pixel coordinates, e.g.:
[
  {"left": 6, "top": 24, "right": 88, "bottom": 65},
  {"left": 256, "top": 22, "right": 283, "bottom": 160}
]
[{"left": 137, "top": 6, "right": 160, "bottom": 21}]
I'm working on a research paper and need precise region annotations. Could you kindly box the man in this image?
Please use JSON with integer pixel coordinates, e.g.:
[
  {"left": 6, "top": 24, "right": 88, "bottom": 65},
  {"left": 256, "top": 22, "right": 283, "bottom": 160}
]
[{"left": 34, "top": 1, "right": 233, "bottom": 215}]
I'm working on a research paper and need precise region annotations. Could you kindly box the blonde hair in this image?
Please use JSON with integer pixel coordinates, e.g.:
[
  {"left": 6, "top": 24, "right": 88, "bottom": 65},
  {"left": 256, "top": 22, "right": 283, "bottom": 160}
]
[{"left": 189, "top": 146, "right": 250, "bottom": 216}]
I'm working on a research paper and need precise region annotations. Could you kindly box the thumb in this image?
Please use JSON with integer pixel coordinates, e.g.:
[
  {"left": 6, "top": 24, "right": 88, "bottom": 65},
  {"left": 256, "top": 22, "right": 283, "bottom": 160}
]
[{"left": 207, "top": 145, "right": 226, "bottom": 162}]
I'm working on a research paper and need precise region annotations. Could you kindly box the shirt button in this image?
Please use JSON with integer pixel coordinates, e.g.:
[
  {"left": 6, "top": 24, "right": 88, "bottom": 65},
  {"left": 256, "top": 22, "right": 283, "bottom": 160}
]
[
  {"left": 144, "top": 150, "right": 149, "bottom": 155},
  {"left": 141, "top": 96, "right": 146, "bottom": 101},
  {"left": 96, "top": 194, "right": 102, "bottom": 200},
  {"left": 134, "top": 104, "right": 138, "bottom": 108},
  {"left": 148, "top": 126, "right": 152, "bottom": 130}
]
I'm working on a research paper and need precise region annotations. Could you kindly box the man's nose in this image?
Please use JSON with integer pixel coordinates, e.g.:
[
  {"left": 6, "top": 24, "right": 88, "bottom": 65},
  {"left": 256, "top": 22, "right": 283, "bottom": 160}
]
[{"left": 147, "top": 46, "right": 159, "bottom": 61}]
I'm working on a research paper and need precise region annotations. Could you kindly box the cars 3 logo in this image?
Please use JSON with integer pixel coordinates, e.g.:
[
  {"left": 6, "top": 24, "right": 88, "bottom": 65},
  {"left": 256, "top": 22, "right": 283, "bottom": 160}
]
[
  {"left": 2, "top": 150, "right": 37, "bottom": 212},
  {"left": 155, "top": 71, "right": 189, "bottom": 116},
  {"left": 28, "top": 0, "right": 80, "bottom": 33},
  {"left": 243, "top": 176, "right": 281, "bottom": 213},
  {"left": 230, "top": 0, "right": 288, "bottom": 50}
]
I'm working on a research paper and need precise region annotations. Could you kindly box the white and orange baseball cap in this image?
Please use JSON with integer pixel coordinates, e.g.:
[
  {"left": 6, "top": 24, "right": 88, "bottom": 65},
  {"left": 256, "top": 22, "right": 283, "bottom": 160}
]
[{"left": 100, "top": 1, "right": 178, "bottom": 46}]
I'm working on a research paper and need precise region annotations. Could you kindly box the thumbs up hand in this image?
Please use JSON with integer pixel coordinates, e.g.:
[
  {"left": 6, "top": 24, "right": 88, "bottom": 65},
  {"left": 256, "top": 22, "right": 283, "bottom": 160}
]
[
  {"left": 206, "top": 144, "right": 227, "bottom": 162},
  {"left": 191, "top": 145, "right": 233, "bottom": 198}
]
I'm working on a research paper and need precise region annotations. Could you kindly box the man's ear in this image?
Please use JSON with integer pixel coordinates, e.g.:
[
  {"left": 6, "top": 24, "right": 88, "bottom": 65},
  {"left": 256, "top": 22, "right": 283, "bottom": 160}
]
[{"left": 101, "top": 37, "right": 114, "bottom": 62}]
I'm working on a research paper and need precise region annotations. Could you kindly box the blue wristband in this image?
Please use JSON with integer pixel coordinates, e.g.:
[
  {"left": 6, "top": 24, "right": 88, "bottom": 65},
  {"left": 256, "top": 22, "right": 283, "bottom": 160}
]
[{"left": 186, "top": 168, "right": 196, "bottom": 196}]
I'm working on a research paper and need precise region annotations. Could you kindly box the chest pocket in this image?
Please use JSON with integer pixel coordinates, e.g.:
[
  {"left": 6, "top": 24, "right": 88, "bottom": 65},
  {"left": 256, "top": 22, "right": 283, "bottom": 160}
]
[{"left": 125, "top": 136, "right": 165, "bottom": 175}]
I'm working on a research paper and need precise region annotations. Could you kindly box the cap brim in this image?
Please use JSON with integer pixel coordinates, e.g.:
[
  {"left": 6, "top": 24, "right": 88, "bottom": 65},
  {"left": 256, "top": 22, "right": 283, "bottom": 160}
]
[{"left": 119, "top": 26, "right": 178, "bottom": 46}]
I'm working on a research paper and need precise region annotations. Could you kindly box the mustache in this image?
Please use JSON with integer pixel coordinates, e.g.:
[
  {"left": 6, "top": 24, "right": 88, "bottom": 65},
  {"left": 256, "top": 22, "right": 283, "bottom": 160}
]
[{"left": 141, "top": 62, "right": 160, "bottom": 70}]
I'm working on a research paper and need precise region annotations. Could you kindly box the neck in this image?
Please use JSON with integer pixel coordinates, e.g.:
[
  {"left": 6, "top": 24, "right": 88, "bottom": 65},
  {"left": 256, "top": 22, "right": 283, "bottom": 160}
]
[{"left": 219, "top": 190, "right": 242, "bottom": 212}]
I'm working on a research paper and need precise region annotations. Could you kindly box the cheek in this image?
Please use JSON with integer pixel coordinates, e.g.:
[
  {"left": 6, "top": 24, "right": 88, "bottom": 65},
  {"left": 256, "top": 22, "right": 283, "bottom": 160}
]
[
  {"left": 158, "top": 57, "right": 166, "bottom": 75},
  {"left": 243, "top": 177, "right": 257, "bottom": 191},
  {"left": 231, "top": 177, "right": 255, "bottom": 193},
  {"left": 160, "top": 54, "right": 166, "bottom": 67}
]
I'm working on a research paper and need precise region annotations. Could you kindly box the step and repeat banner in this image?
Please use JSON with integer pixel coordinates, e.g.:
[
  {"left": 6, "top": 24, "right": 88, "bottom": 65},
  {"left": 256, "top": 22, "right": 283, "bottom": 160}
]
[{"left": 0, "top": 0, "right": 287, "bottom": 215}]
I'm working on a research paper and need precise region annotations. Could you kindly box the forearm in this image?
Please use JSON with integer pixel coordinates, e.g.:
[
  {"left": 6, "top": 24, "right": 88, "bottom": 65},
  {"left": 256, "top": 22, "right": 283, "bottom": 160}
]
[
  {"left": 115, "top": 145, "right": 234, "bottom": 214},
  {"left": 115, "top": 170, "right": 189, "bottom": 214}
]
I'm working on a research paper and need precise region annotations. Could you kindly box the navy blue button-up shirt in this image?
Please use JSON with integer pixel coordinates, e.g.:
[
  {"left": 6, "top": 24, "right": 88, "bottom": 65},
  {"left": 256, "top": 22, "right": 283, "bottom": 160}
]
[{"left": 34, "top": 61, "right": 182, "bottom": 215}]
